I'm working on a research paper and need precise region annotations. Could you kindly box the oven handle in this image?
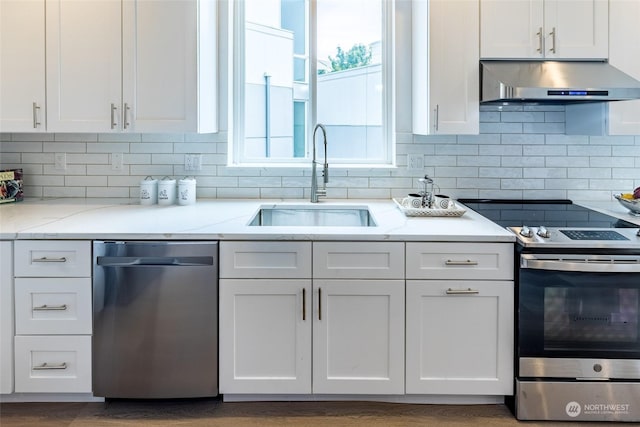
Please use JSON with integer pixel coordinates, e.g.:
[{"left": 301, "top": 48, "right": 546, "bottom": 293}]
[{"left": 521, "top": 253, "right": 640, "bottom": 273}]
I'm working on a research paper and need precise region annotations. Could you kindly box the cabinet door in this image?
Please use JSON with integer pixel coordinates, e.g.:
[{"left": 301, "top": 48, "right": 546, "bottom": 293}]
[
  {"left": 313, "top": 280, "right": 405, "bottom": 395},
  {"left": 122, "top": 0, "right": 217, "bottom": 133},
  {"left": 219, "top": 279, "right": 311, "bottom": 394},
  {"left": 406, "top": 280, "right": 514, "bottom": 395},
  {"left": 46, "top": 0, "right": 122, "bottom": 132},
  {"left": 544, "top": 0, "right": 608, "bottom": 59},
  {"left": 480, "top": 0, "right": 544, "bottom": 58},
  {"left": 608, "top": 0, "right": 640, "bottom": 135},
  {"left": 0, "top": 242, "right": 13, "bottom": 394},
  {"left": 0, "top": 0, "right": 46, "bottom": 132},
  {"left": 413, "top": 0, "right": 479, "bottom": 135}
]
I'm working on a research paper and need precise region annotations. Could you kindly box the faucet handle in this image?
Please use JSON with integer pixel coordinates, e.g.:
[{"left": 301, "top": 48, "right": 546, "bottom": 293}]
[{"left": 316, "top": 188, "right": 327, "bottom": 198}]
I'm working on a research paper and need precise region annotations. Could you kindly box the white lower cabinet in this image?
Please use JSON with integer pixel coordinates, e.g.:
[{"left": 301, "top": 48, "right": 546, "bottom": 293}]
[
  {"left": 12, "top": 240, "right": 92, "bottom": 395},
  {"left": 405, "top": 280, "right": 514, "bottom": 395},
  {"left": 219, "top": 241, "right": 405, "bottom": 396},
  {"left": 219, "top": 279, "right": 312, "bottom": 394},
  {"left": 14, "top": 335, "right": 91, "bottom": 393},
  {"left": 219, "top": 240, "right": 513, "bottom": 398},
  {"left": 313, "top": 279, "right": 405, "bottom": 395}
]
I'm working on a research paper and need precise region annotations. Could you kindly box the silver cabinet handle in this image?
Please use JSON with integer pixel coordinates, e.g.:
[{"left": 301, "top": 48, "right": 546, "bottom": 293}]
[
  {"left": 110, "top": 103, "right": 118, "bottom": 129},
  {"left": 446, "top": 288, "right": 480, "bottom": 295},
  {"left": 536, "top": 27, "right": 543, "bottom": 53},
  {"left": 32, "top": 102, "right": 41, "bottom": 128},
  {"left": 33, "top": 304, "right": 68, "bottom": 311},
  {"left": 445, "top": 259, "right": 479, "bottom": 266},
  {"left": 33, "top": 362, "right": 67, "bottom": 370},
  {"left": 434, "top": 104, "right": 439, "bottom": 132},
  {"left": 33, "top": 257, "right": 67, "bottom": 263},
  {"left": 124, "top": 103, "right": 131, "bottom": 129},
  {"left": 549, "top": 27, "right": 556, "bottom": 54},
  {"left": 302, "top": 288, "right": 306, "bottom": 321}
]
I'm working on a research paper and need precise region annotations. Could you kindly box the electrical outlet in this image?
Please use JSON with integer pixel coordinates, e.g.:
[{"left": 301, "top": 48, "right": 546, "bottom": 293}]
[
  {"left": 111, "top": 152, "right": 123, "bottom": 171},
  {"left": 185, "top": 154, "right": 202, "bottom": 171},
  {"left": 54, "top": 153, "right": 67, "bottom": 170},
  {"left": 407, "top": 154, "right": 424, "bottom": 171}
]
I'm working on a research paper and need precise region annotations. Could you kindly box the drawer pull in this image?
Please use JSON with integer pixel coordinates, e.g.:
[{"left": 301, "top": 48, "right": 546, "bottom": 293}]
[
  {"left": 446, "top": 288, "right": 480, "bottom": 295},
  {"left": 445, "top": 259, "right": 478, "bottom": 266},
  {"left": 33, "top": 304, "right": 68, "bottom": 311},
  {"left": 33, "top": 257, "right": 68, "bottom": 263},
  {"left": 33, "top": 362, "right": 67, "bottom": 370}
]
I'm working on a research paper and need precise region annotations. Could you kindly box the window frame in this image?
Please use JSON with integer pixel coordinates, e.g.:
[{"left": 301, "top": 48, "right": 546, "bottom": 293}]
[{"left": 229, "top": 0, "right": 396, "bottom": 168}]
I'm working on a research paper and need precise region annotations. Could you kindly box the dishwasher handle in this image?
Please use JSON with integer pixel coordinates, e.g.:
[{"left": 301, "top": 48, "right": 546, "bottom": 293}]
[{"left": 97, "top": 256, "right": 214, "bottom": 267}]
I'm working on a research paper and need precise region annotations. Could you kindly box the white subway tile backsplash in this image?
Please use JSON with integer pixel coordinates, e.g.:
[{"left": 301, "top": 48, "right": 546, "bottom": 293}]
[
  {"left": 501, "top": 156, "right": 545, "bottom": 167},
  {"left": 546, "top": 157, "right": 589, "bottom": 167},
  {"left": 3, "top": 104, "right": 639, "bottom": 202},
  {"left": 522, "top": 122, "right": 564, "bottom": 134},
  {"left": 523, "top": 168, "right": 567, "bottom": 179},
  {"left": 568, "top": 168, "right": 611, "bottom": 179},
  {"left": 479, "top": 167, "right": 522, "bottom": 178}
]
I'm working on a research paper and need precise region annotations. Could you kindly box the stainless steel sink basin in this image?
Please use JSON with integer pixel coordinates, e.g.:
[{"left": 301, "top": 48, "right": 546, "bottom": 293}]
[{"left": 248, "top": 205, "right": 376, "bottom": 227}]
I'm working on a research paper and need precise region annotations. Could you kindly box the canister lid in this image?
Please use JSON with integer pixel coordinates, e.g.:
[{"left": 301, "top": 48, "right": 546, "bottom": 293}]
[
  {"left": 140, "top": 175, "right": 157, "bottom": 185},
  {"left": 159, "top": 176, "right": 176, "bottom": 184},
  {"left": 179, "top": 176, "right": 196, "bottom": 184}
]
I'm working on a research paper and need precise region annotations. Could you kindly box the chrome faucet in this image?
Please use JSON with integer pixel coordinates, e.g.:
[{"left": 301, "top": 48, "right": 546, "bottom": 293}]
[{"left": 310, "top": 123, "right": 329, "bottom": 203}]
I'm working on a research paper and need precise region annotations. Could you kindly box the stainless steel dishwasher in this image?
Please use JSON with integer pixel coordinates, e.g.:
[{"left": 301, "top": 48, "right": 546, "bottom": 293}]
[{"left": 92, "top": 241, "right": 218, "bottom": 398}]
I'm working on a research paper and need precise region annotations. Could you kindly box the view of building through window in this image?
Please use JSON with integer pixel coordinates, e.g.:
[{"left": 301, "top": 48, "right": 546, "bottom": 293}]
[{"left": 237, "top": 0, "right": 390, "bottom": 165}]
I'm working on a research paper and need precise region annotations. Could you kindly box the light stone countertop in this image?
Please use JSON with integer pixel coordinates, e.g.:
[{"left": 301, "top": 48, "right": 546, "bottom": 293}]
[{"left": 0, "top": 198, "right": 516, "bottom": 242}]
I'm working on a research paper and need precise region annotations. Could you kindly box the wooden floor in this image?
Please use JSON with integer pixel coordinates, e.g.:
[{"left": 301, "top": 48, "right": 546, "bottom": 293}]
[{"left": 0, "top": 399, "right": 612, "bottom": 426}]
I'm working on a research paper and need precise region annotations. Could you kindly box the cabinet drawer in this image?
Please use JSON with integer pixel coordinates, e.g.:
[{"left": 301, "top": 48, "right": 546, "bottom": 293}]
[
  {"left": 313, "top": 242, "right": 405, "bottom": 279},
  {"left": 220, "top": 241, "right": 312, "bottom": 278},
  {"left": 15, "top": 278, "right": 92, "bottom": 335},
  {"left": 14, "top": 335, "right": 91, "bottom": 393},
  {"left": 406, "top": 242, "right": 514, "bottom": 280},
  {"left": 14, "top": 241, "right": 91, "bottom": 277}
]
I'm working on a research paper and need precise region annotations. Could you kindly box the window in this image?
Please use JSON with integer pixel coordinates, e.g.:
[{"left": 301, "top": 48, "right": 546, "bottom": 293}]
[{"left": 230, "top": 0, "right": 395, "bottom": 166}]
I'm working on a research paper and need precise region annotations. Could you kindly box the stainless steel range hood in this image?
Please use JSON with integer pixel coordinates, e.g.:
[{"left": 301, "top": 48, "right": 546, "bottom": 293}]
[{"left": 481, "top": 61, "right": 640, "bottom": 104}]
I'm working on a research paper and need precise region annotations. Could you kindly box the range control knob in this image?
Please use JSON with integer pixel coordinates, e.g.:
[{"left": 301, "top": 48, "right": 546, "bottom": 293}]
[
  {"left": 593, "top": 363, "right": 603, "bottom": 373},
  {"left": 520, "top": 225, "right": 533, "bottom": 238},
  {"left": 537, "top": 226, "right": 550, "bottom": 238}
]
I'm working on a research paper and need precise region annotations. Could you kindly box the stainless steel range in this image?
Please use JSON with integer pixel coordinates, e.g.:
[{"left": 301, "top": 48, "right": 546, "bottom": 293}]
[{"left": 460, "top": 199, "right": 640, "bottom": 422}]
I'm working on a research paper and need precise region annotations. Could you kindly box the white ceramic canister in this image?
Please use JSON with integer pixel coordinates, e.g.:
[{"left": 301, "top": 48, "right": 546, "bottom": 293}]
[
  {"left": 157, "top": 176, "right": 177, "bottom": 205},
  {"left": 178, "top": 176, "right": 196, "bottom": 205},
  {"left": 139, "top": 176, "right": 158, "bottom": 205}
]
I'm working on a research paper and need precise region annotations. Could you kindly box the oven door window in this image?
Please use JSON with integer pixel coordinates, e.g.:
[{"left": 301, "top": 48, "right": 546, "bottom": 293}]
[{"left": 519, "top": 270, "right": 640, "bottom": 359}]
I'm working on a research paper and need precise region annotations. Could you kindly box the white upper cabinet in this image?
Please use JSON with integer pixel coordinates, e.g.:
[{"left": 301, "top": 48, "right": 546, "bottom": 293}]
[
  {"left": 0, "top": 0, "right": 46, "bottom": 132},
  {"left": 608, "top": 0, "right": 640, "bottom": 135},
  {"left": 412, "top": 0, "right": 479, "bottom": 135},
  {"left": 122, "top": 0, "right": 217, "bottom": 133},
  {"left": 480, "top": 0, "right": 608, "bottom": 59},
  {"left": 3, "top": 0, "right": 217, "bottom": 134},
  {"left": 45, "top": 0, "right": 122, "bottom": 133}
]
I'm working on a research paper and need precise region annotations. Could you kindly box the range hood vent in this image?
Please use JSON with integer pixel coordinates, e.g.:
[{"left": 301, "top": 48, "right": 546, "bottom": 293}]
[{"left": 480, "top": 60, "right": 640, "bottom": 104}]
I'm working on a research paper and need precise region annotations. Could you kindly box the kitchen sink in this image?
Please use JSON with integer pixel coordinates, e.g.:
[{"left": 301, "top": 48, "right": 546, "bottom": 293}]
[{"left": 248, "top": 205, "right": 376, "bottom": 227}]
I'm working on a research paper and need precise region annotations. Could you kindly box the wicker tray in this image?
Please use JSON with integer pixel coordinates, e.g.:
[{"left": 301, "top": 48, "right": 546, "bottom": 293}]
[{"left": 393, "top": 198, "right": 466, "bottom": 217}]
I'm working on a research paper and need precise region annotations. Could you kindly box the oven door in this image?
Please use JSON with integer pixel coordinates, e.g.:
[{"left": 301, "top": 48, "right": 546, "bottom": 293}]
[{"left": 518, "top": 253, "right": 640, "bottom": 363}]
